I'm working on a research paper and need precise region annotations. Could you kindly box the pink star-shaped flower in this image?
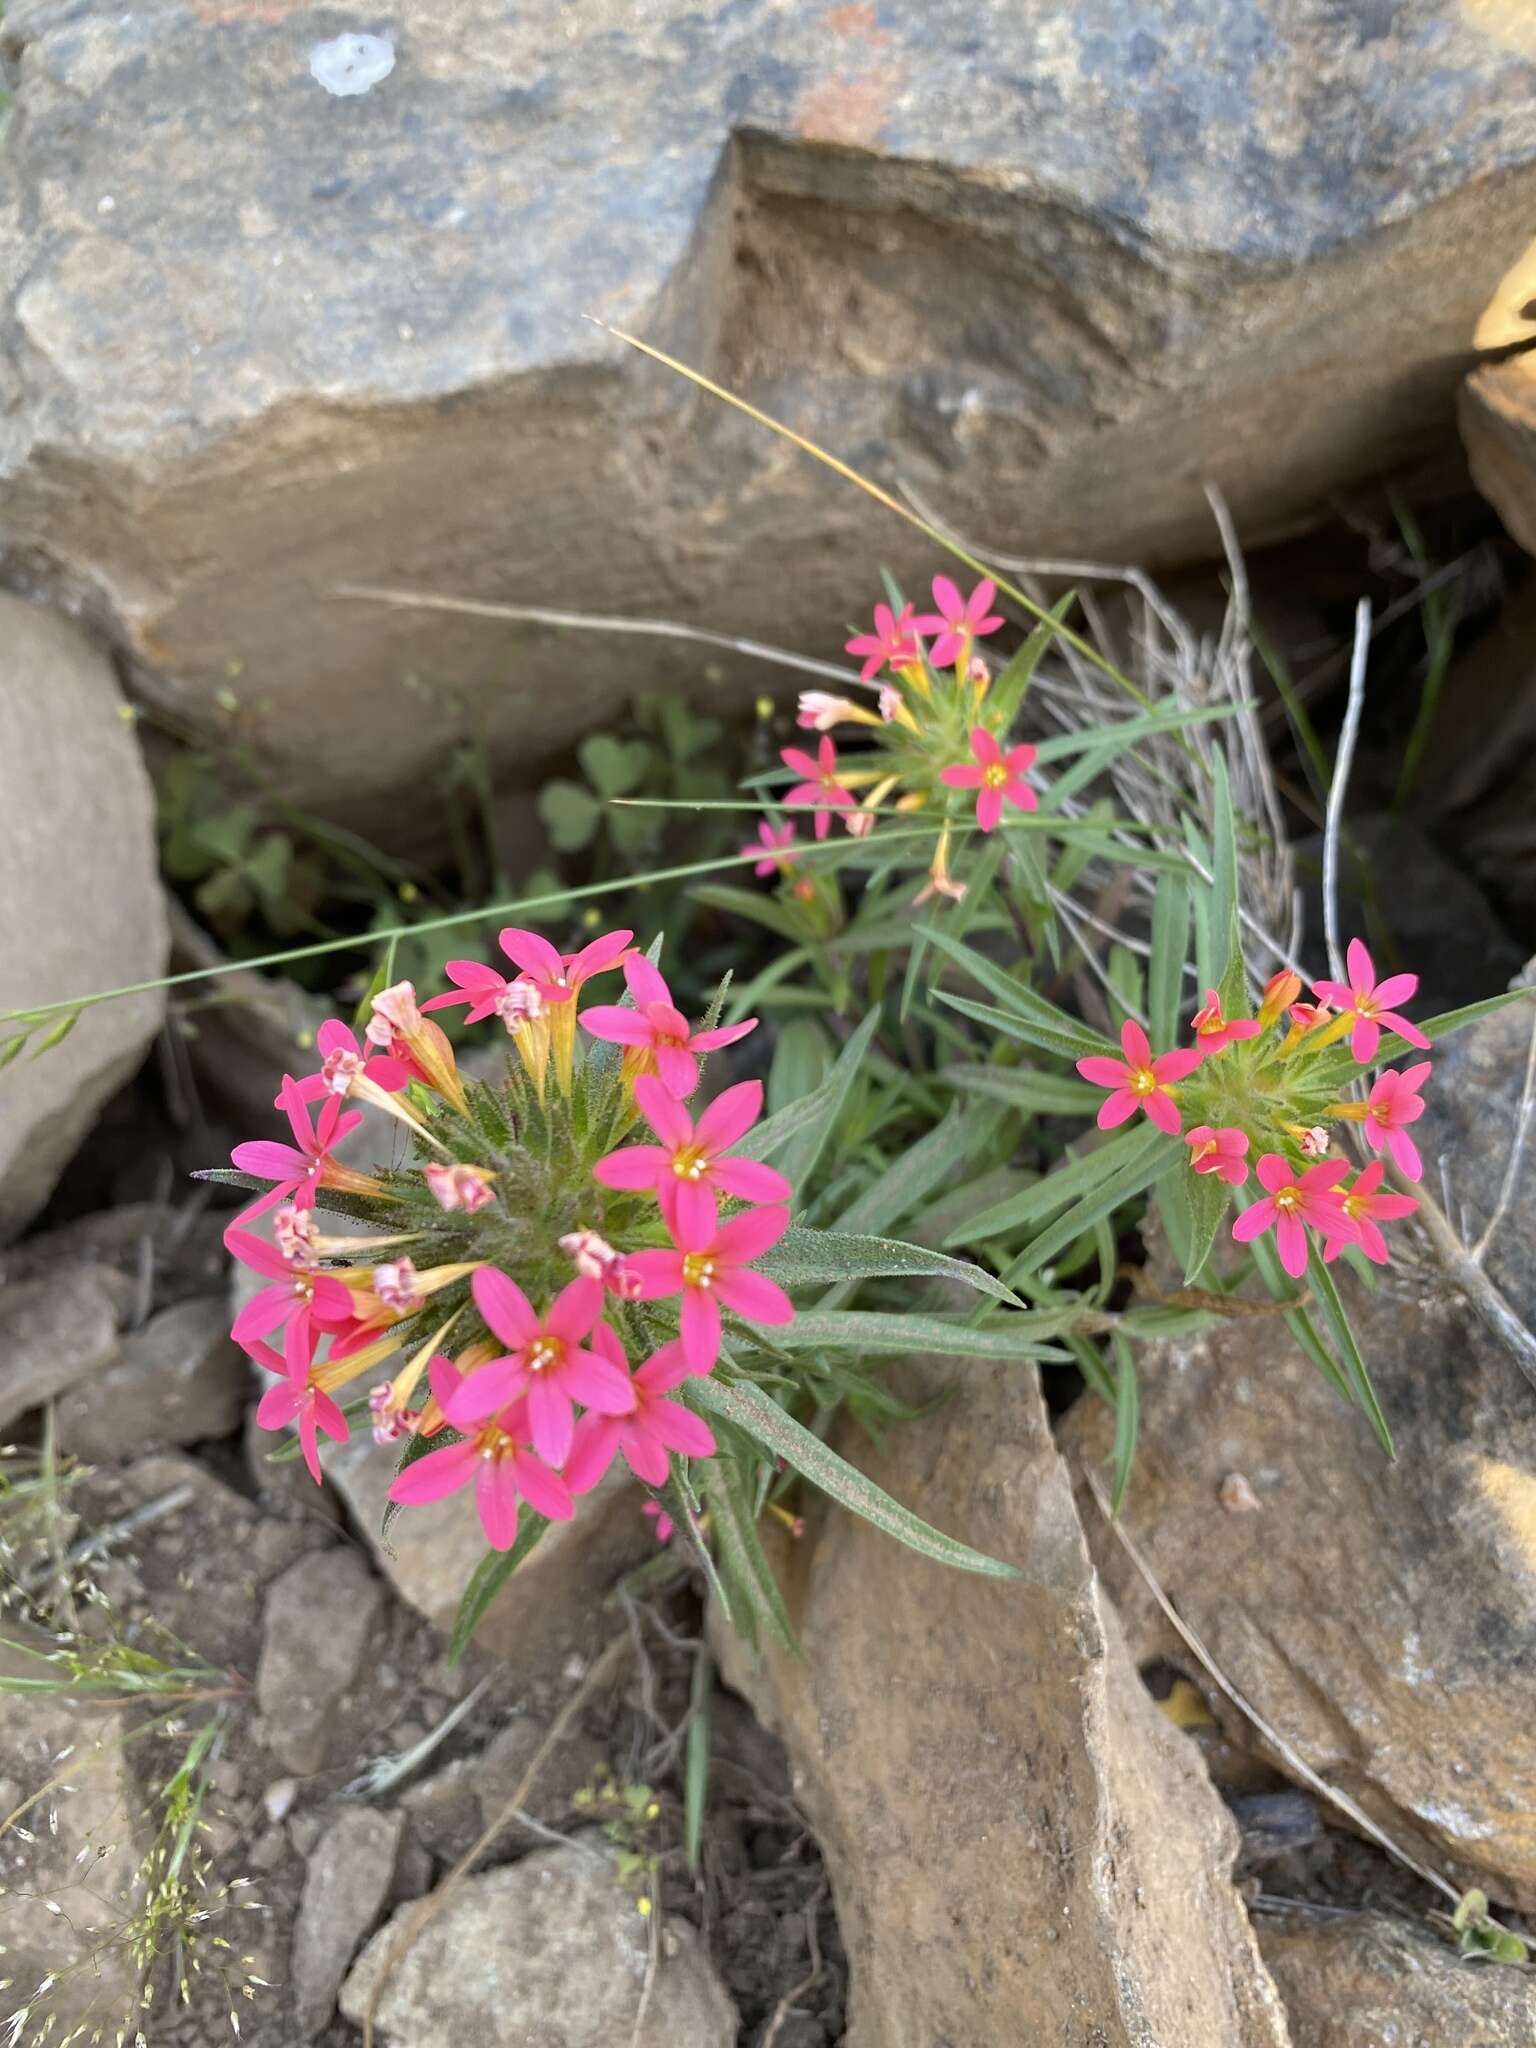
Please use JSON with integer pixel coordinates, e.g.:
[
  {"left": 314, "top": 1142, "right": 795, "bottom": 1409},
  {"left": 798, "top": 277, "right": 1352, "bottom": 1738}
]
[
  {"left": 939, "top": 727, "right": 1038, "bottom": 833},
  {"left": 1076, "top": 1021, "right": 1202, "bottom": 1135},
  {"left": 451, "top": 1267, "right": 637, "bottom": 1469},
  {"left": 913, "top": 576, "right": 1004, "bottom": 668},
  {"left": 1189, "top": 991, "right": 1261, "bottom": 1059},
  {"left": 1231, "top": 1155, "right": 1358, "bottom": 1279},
  {"left": 780, "top": 737, "right": 857, "bottom": 841},
  {"left": 624, "top": 1205, "right": 795, "bottom": 1374},
  {"left": 1313, "top": 939, "right": 1430, "bottom": 1064},
  {"left": 580, "top": 955, "right": 757, "bottom": 1099},
  {"left": 844, "top": 601, "right": 921, "bottom": 681},
  {"left": 563, "top": 1337, "right": 718, "bottom": 1492},
  {"left": 1322, "top": 1161, "right": 1419, "bottom": 1265},
  {"left": 387, "top": 1357, "right": 575, "bottom": 1551},
  {"left": 1184, "top": 1125, "right": 1250, "bottom": 1185},
  {"left": 593, "top": 1076, "right": 791, "bottom": 1241},
  {"left": 742, "top": 820, "right": 798, "bottom": 878},
  {"left": 231, "top": 1076, "right": 366, "bottom": 1212},
  {"left": 1362, "top": 1061, "right": 1431, "bottom": 1181}
]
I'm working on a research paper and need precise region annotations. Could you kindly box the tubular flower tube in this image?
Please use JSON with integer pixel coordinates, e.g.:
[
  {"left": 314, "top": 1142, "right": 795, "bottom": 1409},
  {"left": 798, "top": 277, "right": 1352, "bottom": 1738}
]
[
  {"left": 227, "top": 1229, "right": 354, "bottom": 1370},
  {"left": 742, "top": 820, "right": 799, "bottom": 878},
  {"left": 1258, "top": 970, "right": 1303, "bottom": 1029},
  {"left": 797, "top": 691, "right": 881, "bottom": 731},
  {"left": 1076, "top": 1022, "right": 1202, "bottom": 1135},
  {"left": 1322, "top": 1163, "right": 1420, "bottom": 1265},
  {"left": 1189, "top": 990, "right": 1261, "bottom": 1059},
  {"left": 594, "top": 1076, "right": 790, "bottom": 1242},
  {"left": 424, "top": 1161, "right": 496, "bottom": 1212},
  {"left": 939, "top": 728, "right": 1038, "bottom": 833},
  {"left": 231, "top": 1076, "right": 381, "bottom": 1211},
  {"left": 365, "top": 980, "right": 470, "bottom": 1114},
  {"left": 1312, "top": 939, "right": 1431, "bottom": 1064},
  {"left": 580, "top": 955, "right": 757, "bottom": 1100},
  {"left": 1231, "top": 1155, "right": 1358, "bottom": 1279},
  {"left": 249, "top": 1333, "right": 350, "bottom": 1486},
  {"left": 387, "top": 1357, "right": 574, "bottom": 1552},
  {"left": 1360, "top": 1062, "right": 1432, "bottom": 1181},
  {"left": 563, "top": 1336, "right": 717, "bottom": 1492},
  {"left": 500, "top": 926, "right": 634, "bottom": 1091},
  {"left": 625, "top": 1205, "right": 794, "bottom": 1375}
]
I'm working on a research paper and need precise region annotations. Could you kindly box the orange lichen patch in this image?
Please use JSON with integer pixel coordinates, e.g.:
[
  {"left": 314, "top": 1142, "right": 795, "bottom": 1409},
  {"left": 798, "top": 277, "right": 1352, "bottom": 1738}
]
[
  {"left": 794, "top": 65, "right": 904, "bottom": 147},
  {"left": 823, "top": 3, "right": 891, "bottom": 41},
  {"left": 1462, "top": 0, "right": 1536, "bottom": 59},
  {"left": 1476, "top": 1455, "right": 1536, "bottom": 1572}
]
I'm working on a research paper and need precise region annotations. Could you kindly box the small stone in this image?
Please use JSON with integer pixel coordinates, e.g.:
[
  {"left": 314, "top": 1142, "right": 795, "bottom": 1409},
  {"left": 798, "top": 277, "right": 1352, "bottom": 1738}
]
[
  {"left": 0, "top": 1272, "right": 121, "bottom": 1432},
  {"left": 256, "top": 1548, "right": 383, "bottom": 1774},
  {"left": 290, "top": 1807, "right": 402, "bottom": 2037},
  {"left": 56, "top": 1295, "right": 246, "bottom": 1459},
  {"left": 263, "top": 1778, "right": 299, "bottom": 1823},
  {"left": 1220, "top": 1472, "right": 1263, "bottom": 1513},
  {"left": 1259, "top": 1909, "right": 1536, "bottom": 2046},
  {"left": 341, "top": 1843, "right": 737, "bottom": 2047},
  {"left": 309, "top": 32, "right": 395, "bottom": 98}
]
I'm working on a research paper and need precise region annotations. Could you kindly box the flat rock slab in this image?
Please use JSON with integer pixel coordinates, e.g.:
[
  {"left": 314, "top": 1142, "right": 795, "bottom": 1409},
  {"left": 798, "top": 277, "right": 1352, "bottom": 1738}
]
[
  {"left": 1257, "top": 1909, "right": 1536, "bottom": 2047},
  {"left": 341, "top": 1842, "right": 738, "bottom": 2047},
  {"left": 721, "top": 1355, "right": 1291, "bottom": 2046},
  {"left": 1, "top": 2, "right": 1534, "bottom": 820},
  {"left": 1064, "top": 976, "right": 1536, "bottom": 1912}
]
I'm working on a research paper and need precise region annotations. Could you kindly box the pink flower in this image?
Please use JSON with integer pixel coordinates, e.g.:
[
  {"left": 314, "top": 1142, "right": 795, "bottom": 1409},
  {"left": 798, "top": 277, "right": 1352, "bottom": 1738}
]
[
  {"left": 642, "top": 1500, "right": 674, "bottom": 1543},
  {"left": 914, "top": 576, "right": 1004, "bottom": 668},
  {"left": 563, "top": 1337, "right": 718, "bottom": 1492},
  {"left": 372, "top": 1259, "right": 422, "bottom": 1313},
  {"left": 454, "top": 1268, "right": 636, "bottom": 1468},
  {"left": 1231, "top": 1155, "right": 1358, "bottom": 1279},
  {"left": 878, "top": 684, "right": 902, "bottom": 723},
  {"left": 369, "top": 1383, "right": 421, "bottom": 1445},
  {"left": 939, "top": 727, "right": 1038, "bottom": 833},
  {"left": 272, "top": 1202, "right": 320, "bottom": 1264},
  {"left": 289, "top": 1019, "right": 409, "bottom": 1105},
  {"left": 1185, "top": 1125, "right": 1250, "bottom": 1186},
  {"left": 249, "top": 1335, "right": 349, "bottom": 1486},
  {"left": 845, "top": 601, "right": 921, "bottom": 681},
  {"left": 1363, "top": 1061, "right": 1431, "bottom": 1181},
  {"left": 796, "top": 691, "right": 860, "bottom": 731},
  {"left": 1322, "top": 1162, "right": 1419, "bottom": 1265},
  {"left": 231, "top": 1077, "right": 366, "bottom": 1211},
  {"left": 742, "top": 820, "right": 798, "bottom": 878},
  {"left": 498, "top": 926, "right": 634, "bottom": 1006},
  {"left": 1076, "top": 1021, "right": 1202, "bottom": 1136},
  {"left": 387, "top": 1357, "right": 574, "bottom": 1551},
  {"left": 557, "top": 1229, "right": 640, "bottom": 1299},
  {"left": 625, "top": 1206, "right": 794, "bottom": 1374},
  {"left": 421, "top": 962, "right": 541, "bottom": 1028},
  {"left": 781, "top": 737, "right": 857, "bottom": 841},
  {"left": 1189, "top": 990, "right": 1261, "bottom": 1058},
  {"left": 1298, "top": 1126, "right": 1330, "bottom": 1159},
  {"left": 424, "top": 1161, "right": 496, "bottom": 1212},
  {"left": 1313, "top": 939, "right": 1431, "bottom": 1063},
  {"left": 580, "top": 955, "right": 757, "bottom": 1099},
  {"left": 228, "top": 1228, "right": 354, "bottom": 1371},
  {"left": 593, "top": 1077, "right": 792, "bottom": 1242}
]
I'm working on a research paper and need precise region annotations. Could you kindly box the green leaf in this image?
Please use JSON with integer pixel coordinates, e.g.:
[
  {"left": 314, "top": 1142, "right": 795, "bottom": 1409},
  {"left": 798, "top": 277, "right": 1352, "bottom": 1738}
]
[
  {"left": 949, "top": 1121, "right": 1170, "bottom": 1247},
  {"left": 833, "top": 1097, "right": 992, "bottom": 1236},
  {"left": 578, "top": 733, "right": 651, "bottom": 799},
  {"left": 1182, "top": 1161, "right": 1231, "bottom": 1285},
  {"left": 937, "top": 989, "right": 1110, "bottom": 1066},
  {"left": 538, "top": 779, "right": 602, "bottom": 852},
  {"left": 941, "top": 1064, "right": 1105, "bottom": 1116},
  {"left": 985, "top": 593, "right": 1077, "bottom": 728},
  {"left": 761, "top": 1225, "right": 1023, "bottom": 1306},
  {"left": 703, "top": 1457, "right": 797, "bottom": 1653},
  {"left": 1210, "top": 750, "right": 1238, "bottom": 993},
  {"left": 30, "top": 1009, "right": 80, "bottom": 1055},
  {"left": 448, "top": 1517, "right": 550, "bottom": 1662},
  {"left": 1417, "top": 986, "right": 1536, "bottom": 1040},
  {"left": 1004, "top": 1128, "right": 1180, "bottom": 1282},
  {"left": 1307, "top": 1250, "right": 1394, "bottom": 1458},
  {"left": 920, "top": 925, "right": 1116, "bottom": 1056},
  {"left": 1110, "top": 1334, "right": 1139, "bottom": 1514},
  {"left": 762, "top": 1307, "right": 1071, "bottom": 1362},
  {"left": 1149, "top": 873, "right": 1189, "bottom": 1050},
  {"left": 692, "top": 883, "right": 808, "bottom": 946},
  {"left": 1032, "top": 698, "right": 1248, "bottom": 767},
  {"left": 694, "top": 1379, "right": 1017, "bottom": 1578},
  {"left": 774, "top": 1008, "right": 880, "bottom": 1192},
  {"left": 768, "top": 1015, "right": 834, "bottom": 1117},
  {"left": 684, "top": 1643, "right": 712, "bottom": 1876}
]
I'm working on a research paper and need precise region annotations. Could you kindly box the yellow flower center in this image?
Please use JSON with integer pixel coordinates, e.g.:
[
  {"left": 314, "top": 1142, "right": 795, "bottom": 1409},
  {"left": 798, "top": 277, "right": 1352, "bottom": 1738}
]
[
  {"left": 475, "top": 1423, "right": 513, "bottom": 1462},
  {"left": 671, "top": 1146, "right": 708, "bottom": 1182},
  {"left": 1192, "top": 1137, "right": 1217, "bottom": 1164},
  {"left": 527, "top": 1336, "right": 563, "bottom": 1373},
  {"left": 682, "top": 1253, "right": 717, "bottom": 1290},
  {"left": 1274, "top": 1188, "right": 1300, "bottom": 1216},
  {"left": 1131, "top": 1067, "right": 1158, "bottom": 1095},
  {"left": 983, "top": 761, "right": 1009, "bottom": 790}
]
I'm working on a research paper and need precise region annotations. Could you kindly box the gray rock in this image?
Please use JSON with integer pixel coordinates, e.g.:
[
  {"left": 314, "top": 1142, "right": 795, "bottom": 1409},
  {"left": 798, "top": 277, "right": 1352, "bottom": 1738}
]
[
  {"left": 401, "top": 1711, "right": 605, "bottom": 1864},
  {"left": 1063, "top": 975, "right": 1536, "bottom": 1912},
  {"left": 720, "top": 1357, "right": 1291, "bottom": 2047},
  {"left": 340, "top": 1843, "right": 737, "bottom": 2048},
  {"left": 327, "top": 1433, "right": 649, "bottom": 1680},
  {"left": 0, "top": 595, "right": 166, "bottom": 1237},
  {"left": 0, "top": 5, "right": 1533, "bottom": 824},
  {"left": 56, "top": 1295, "right": 246, "bottom": 1459},
  {"left": 0, "top": 1271, "right": 121, "bottom": 1433},
  {"left": 1257, "top": 1910, "right": 1536, "bottom": 2047},
  {"left": 290, "top": 1806, "right": 403, "bottom": 2038},
  {"left": 256, "top": 1547, "right": 384, "bottom": 1774}
]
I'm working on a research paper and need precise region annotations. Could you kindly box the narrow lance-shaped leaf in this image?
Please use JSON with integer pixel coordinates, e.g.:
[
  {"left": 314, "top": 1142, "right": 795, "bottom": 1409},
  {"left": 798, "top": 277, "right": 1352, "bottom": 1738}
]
[
  {"left": 693, "top": 1378, "right": 1018, "bottom": 1579},
  {"left": 448, "top": 1517, "right": 550, "bottom": 1663},
  {"left": 761, "top": 1225, "right": 1023, "bottom": 1307}
]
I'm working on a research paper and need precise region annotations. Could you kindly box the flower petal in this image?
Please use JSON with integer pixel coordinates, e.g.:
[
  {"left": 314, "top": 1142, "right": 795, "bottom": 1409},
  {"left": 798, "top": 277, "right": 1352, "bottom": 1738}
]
[
  {"left": 472, "top": 1266, "right": 539, "bottom": 1348},
  {"left": 714, "top": 1268, "right": 796, "bottom": 1325},
  {"left": 388, "top": 1441, "right": 478, "bottom": 1505},
  {"left": 634, "top": 1075, "right": 694, "bottom": 1149},
  {"left": 560, "top": 1348, "right": 639, "bottom": 1416},
  {"left": 475, "top": 1462, "right": 521, "bottom": 1551},
  {"left": 711, "top": 1157, "right": 793, "bottom": 1206},
  {"left": 622, "top": 1250, "right": 686, "bottom": 1300},
  {"left": 680, "top": 1288, "right": 722, "bottom": 1373},
  {"left": 693, "top": 1079, "right": 763, "bottom": 1155},
  {"left": 563, "top": 1415, "right": 621, "bottom": 1496},
  {"left": 527, "top": 1375, "right": 575, "bottom": 1469},
  {"left": 579, "top": 1005, "right": 654, "bottom": 1047},
  {"left": 714, "top": 1205, "right": 791, "bottom": 1265}
]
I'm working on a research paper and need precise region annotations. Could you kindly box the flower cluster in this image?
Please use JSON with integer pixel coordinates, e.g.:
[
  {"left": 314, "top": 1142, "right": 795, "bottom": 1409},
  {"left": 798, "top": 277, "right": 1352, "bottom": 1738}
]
[
  {"left": 1074, "top": 939, "right": 1430, "bottom": 1278},
  {"left": 224, "top": 932, "right": 797, "bottom": 1552},
  {"left": 742, "top": 575, "right": 1042, "bottom": 906}
]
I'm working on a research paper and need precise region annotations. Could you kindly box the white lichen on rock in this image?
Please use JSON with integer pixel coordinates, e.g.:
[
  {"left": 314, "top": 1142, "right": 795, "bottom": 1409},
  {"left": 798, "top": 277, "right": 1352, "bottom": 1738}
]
[{"left": 309, "top": 32, "right": 395, "bottom": 98}]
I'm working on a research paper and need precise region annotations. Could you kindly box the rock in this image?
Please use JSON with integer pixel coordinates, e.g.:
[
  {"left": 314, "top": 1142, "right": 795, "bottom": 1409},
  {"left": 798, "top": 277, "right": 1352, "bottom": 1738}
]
[
  {"left": 401, "top": 1710, "right": 606, "bottom": 1864},
  {"left": 56, "top": 1295, "right": 246, "bottom": 1459},
  {"left": 1062, "top": 977, "right": 1536, "bottom": 1912},
  {"left": 0, "top": 595, "right": 166, "bottom": 1237},
  {"left": 341, "top": 1842, "right": 737, "bottom": 2047},
  {"left": 722, "top": 1358, "right": 1290, "bottom": 2047},
  {"left": 328, "top": 1434, "right": 649, "bottom": 1680},
  {"left": 289, "top": 1806, "right": 403, "bottom": 2037},
  {"left": 1, "top": 7, "right": 1533, "bottom": 826},
  {"left": 1462, "top": 231, "right": 1536, "bottom": 558},
  {"left": 0, "top": 1669, "right": 140, "bottom": 2043},
  {"left": 1257, "top": 1910, "right": 1536, "bottom": 2047},
  {"left": 256, "top": 1546, "right": 384, "bottom": 1774},
  {"left": 0, "top": 1271, "right": 121, "bottom": 1432}
]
